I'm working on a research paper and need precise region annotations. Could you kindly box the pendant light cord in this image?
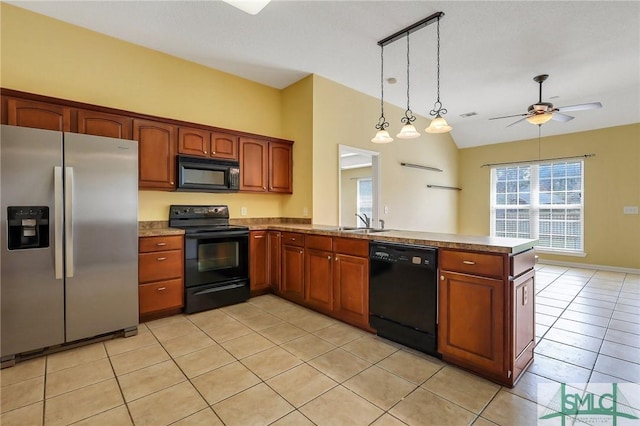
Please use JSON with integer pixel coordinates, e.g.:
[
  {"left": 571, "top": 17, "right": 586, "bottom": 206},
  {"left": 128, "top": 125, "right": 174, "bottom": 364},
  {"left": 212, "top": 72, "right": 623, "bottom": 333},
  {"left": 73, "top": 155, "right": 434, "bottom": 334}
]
[
  {"left": 375, "top": 45, "right": 389, "bottom": 131},
  {"left": 429, "top": 16, "right": 447, "bottom": 117},
  {"left": 401, "top": 33, "right": 416, "bottom": 125},
  {"left": 406, "top": 33, "right": 411, "bottom": 111}
]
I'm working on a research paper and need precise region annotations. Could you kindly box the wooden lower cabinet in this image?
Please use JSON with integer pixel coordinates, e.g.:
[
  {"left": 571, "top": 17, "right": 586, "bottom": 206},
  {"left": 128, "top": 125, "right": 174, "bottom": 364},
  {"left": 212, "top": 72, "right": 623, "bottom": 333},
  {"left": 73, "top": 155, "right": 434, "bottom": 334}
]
[
  {"left": 438, "top": 248, "right": 535, "bottom": 387},
  {"left": 138, "top": 235, "right": 184, "bottom": 320},
  {"left": 438, "top": 271, "right": 505, "bottom": 377},
  {"left": 249, "top": 231, "right": 269, "bottom": 294},
  {"left": 267, "top": 231, "right": 282, "bottom": 291},
  {"left": 281, "top": 242, "right": 305, "bottom": 303},
  {"left": 274, "top": 234, "right": 370, "bottom": 329},
  {"left": 304, "top": 235, "right": 334, "bottom": 313}
]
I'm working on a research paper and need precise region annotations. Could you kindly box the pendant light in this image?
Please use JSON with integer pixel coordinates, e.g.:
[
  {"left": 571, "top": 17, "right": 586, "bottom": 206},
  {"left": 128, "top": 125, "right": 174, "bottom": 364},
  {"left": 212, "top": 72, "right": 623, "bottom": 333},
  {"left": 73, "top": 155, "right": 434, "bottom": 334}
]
[
  {"left": 426, "top": 16, "right": 452, "bottom": 134},
  {"left": 397, "top": 33, "right": 420, "bottom": 139},
  {"left": 371, "top": 45, "right": 393, "bottom": 143}
]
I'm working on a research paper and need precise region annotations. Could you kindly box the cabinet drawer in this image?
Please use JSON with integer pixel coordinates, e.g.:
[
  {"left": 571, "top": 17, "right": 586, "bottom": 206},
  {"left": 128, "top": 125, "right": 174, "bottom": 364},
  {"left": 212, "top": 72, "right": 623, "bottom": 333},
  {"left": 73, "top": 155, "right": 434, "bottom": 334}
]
[
  {"left": 511, "top": 249, "right": 536, "bottom": 277},
  {"left": 334, "top": 238, "right": 369, "bottom": 257},
  {"left": 139, "top": 235, "right": 183, "bottom": 253},
  {"left": 282, "top": 232, "right": 304, "bottom": 247},
  {"left": 305, "top": 235, "right": 332, "bottom": 251},
  {"left": 139, "top": 279, "right": 183, "bottom": 315},
  {"left": 440, "top": 249, "right": 504, "bottom": 278},
  {"left": 139, "top": 250, "right": 183, "bottom": 283}
]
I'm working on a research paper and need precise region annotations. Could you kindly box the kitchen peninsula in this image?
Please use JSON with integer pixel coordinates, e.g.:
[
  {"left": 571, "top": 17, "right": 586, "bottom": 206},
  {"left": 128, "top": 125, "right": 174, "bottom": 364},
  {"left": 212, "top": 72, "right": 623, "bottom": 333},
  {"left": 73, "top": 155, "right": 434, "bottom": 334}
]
[{"left": 142, "top": 222, "right": 537, "bottom": 387}]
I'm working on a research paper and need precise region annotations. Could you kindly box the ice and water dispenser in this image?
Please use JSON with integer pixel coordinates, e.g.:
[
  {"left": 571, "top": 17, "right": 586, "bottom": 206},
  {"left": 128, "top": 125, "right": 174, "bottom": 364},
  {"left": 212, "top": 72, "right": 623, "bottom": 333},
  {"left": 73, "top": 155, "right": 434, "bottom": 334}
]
[{"left": 7, "top": 206, "right": 50, "bottom": 250}]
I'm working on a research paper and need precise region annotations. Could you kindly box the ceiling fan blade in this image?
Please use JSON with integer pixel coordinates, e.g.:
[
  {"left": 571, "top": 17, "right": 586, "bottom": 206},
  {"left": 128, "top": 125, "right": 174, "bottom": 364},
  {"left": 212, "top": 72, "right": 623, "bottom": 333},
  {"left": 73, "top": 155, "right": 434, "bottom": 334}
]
[
  {"left": 551, "top": 112, "right": 574, "bottom": 122},
  {"left": 489, "top": 113, "right": 528, "bottom": 120},
  {"left": 506, "top": 116, "right": 529, "bottom": 128},
  {"left": 556, "top": 102, "right": 602, "bottom": 113}
]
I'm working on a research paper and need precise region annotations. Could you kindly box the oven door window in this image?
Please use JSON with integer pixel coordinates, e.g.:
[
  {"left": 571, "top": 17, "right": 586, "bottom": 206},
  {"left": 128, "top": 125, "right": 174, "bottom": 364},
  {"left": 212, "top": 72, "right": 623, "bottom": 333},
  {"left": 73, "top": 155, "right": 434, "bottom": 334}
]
[
  {"left": 198, "top": 241, "right": 238, "bottom": 271},
  {"left": 185, "top": 234, "right": 249, "bottom": 287}
]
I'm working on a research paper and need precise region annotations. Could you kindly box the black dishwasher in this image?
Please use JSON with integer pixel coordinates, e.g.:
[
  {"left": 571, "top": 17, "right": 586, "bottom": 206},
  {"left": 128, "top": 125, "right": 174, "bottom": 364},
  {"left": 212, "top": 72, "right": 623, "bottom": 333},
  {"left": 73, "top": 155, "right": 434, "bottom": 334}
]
[{"left": 369, "top": 241, "right": 439, "bottom": 357}]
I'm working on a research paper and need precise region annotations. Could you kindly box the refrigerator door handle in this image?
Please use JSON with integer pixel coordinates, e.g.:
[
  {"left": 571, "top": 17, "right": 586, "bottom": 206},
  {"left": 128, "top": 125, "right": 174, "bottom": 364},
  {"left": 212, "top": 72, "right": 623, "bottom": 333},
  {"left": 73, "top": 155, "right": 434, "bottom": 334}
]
[
  {"left": 54, "top": 166, "right": 64, "bottom": 279},
  {"left": 65, "top": 167, "right": 74, "bottom": 278}
]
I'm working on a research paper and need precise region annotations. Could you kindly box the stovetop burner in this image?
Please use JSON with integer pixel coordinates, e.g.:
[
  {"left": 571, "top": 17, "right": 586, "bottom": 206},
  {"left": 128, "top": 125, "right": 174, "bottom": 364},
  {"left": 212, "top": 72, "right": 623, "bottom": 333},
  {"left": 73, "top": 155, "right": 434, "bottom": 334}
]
[{"left": 169, "top": 205, "right": 248, "bottom": 232}]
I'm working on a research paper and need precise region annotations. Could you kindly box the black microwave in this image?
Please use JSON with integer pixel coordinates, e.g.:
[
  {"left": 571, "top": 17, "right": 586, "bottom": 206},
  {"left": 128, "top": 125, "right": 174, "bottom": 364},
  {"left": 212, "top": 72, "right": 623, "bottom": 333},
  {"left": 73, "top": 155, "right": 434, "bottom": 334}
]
[{"left": 176, "top": 155, "right": 240, "bottom": 192}]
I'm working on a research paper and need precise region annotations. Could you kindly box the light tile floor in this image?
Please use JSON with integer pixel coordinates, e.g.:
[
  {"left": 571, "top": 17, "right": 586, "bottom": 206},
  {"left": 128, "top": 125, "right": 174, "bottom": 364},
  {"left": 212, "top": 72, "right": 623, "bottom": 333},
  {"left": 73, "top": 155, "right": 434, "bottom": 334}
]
[{"left": 1, "top": 264, "right": 638, "bottom": 425}]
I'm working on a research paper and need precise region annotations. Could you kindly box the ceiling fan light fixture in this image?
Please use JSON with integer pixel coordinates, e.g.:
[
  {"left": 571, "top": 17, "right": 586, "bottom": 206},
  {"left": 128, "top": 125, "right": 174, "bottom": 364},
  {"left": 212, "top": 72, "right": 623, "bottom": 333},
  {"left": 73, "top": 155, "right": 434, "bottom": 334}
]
[
  {"left": 396, "top": 124, "right": 421, "bottom": 139},
  {"left": 526, "top": 113, "right": 553, "bottom": 125},
  {"left": 425, "top": 115, "right": 452, "bottom": 133},
  {"left": 371, "top": 129, "right": 394, "bottom": 144}
]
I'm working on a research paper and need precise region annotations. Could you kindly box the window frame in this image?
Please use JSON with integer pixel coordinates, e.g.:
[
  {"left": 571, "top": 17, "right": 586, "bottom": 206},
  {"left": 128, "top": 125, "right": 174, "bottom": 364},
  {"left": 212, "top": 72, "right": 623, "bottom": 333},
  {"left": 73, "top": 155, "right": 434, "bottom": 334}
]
[{"left": 490, "top": 160, "right": 585, "bottom": 256}]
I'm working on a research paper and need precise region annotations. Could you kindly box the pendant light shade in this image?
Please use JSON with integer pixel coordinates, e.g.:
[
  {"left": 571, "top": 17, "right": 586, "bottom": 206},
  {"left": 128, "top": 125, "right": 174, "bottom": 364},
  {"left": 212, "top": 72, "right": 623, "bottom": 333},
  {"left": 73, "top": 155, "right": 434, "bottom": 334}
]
[
  {"left": 425, "top": 16, "right": 452, "bottom": 134},
  {"left": 426, "top": 115, "right": 452, "bottom": 133},
  {"left": 371, "top": 129, "right": 393, "bottom": 144},
  {"left": 397, "top": 33, "right": 420, "bottom": 139},
  {"left": 371, "top": 45, "right": 393, "bottom": 144}
]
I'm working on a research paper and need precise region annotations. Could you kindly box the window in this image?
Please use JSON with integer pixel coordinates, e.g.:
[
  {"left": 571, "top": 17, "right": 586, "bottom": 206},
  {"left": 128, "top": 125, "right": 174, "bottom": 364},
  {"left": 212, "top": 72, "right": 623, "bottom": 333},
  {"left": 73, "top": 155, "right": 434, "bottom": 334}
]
[
  {"left": 490, "top": 160, "right": 584, "bottom": 253},
  {"left": 356, "top": 178, "right": 373, "bottom": 220}
]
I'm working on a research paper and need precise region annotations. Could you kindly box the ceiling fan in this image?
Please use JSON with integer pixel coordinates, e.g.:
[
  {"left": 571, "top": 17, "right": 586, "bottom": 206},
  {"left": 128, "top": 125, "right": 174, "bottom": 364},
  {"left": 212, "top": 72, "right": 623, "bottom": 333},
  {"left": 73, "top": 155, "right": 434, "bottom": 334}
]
[{"left": 489, "top": 74, "right": 602, "bottom": 127}]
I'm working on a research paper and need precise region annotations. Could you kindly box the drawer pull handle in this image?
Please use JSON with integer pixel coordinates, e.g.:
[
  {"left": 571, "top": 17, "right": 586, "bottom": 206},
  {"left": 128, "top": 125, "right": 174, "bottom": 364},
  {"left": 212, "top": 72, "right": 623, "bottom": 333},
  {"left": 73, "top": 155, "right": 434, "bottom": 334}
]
[
  {"left": 327, "top": 255, "right": 332, "bottom": 260},
  {"left": 156, "top": 242, "right": 167, "bottom": 246},
  {"left": 157, "top": 287, "right": 166, "bottom": 291},
  {"left": 156, "top": 257, "right": 167, "bottom": 261},
  {"left": 254, "top": 235, "right": 264, "bottom": 239},
  {"left": 462, "top": 260, "right": 476, "bottom": 265},
  {"left": 523, "top": 286, "right": 528, "bottom": 305}
]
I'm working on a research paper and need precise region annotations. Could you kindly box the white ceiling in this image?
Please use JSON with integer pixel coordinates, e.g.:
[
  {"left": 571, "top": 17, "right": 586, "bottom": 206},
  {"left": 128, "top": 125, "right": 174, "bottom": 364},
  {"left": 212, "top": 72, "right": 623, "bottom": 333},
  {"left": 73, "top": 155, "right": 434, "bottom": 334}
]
[{"left": 9, "top": 1, "right": 639, "bottom": 148}]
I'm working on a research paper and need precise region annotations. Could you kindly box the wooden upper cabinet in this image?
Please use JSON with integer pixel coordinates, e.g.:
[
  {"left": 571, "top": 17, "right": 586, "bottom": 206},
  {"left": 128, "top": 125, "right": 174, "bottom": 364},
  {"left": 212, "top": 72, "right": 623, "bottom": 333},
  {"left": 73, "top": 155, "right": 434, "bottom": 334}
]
[
  {"left": 6, "top": 98, "right": 71, "bottom": 132},
  {"left": 77, "top": 109, "right": 132, "bottom": 139},
  {"left": 239, "top": 138, "right": 268, "bottom": 192},
  {"left": 269, "top": 141, "right": 293, "bottom": 193},
  {"left": 211, "top": 132, "right": 239, "bottom": 161},
  {"left": 134, "top": 119, "right": 176, "bottom": 190},
  {"left": 239, "top": 137, "right": 293, "bottom": 193},
  {"left": 178, "top": 126, "right": 210, "bottom": 157}
]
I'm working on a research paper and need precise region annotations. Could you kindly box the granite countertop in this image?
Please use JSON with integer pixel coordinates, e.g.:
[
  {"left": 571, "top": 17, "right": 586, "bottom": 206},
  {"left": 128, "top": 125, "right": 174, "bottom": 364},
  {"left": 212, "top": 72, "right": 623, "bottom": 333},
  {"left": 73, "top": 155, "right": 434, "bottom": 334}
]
[{"left": 138, "top": 221, "right": 537, "bottom": 254}]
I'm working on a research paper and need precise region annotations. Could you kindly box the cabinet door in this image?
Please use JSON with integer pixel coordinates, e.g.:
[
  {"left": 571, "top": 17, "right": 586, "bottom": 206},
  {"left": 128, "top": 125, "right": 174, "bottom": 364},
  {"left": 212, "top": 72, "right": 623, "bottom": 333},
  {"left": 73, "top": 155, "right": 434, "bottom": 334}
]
[
  {"left": 305, "top": 248, "right": 334, "bottom": 312},
  {"left": 211, "top": 132, "right": 239, "bottom": 160},
  {"left": 249, "top": 231, "right": 269, "bottom": 293},
  {"left": 268, "top": 231, "right": 282, "bottom": 291},
  {"left": 77, "top": 110, "right": 132, "bottom": 139},
  {"left": 281, "top": 244, "right": 305, "bottom": 303},
  {"left": 6, "top": 98, "right": 71, "bottom": 131},
  {"left": 239, "top": 138, "right": 268, "bottom": 192},
  {"left": 438, "top": 271, "right": 505, "bottom": 377},
  {"left": 134, "top": 119, "right": 176, "bottom": 190},
  {"left": 513, "top": 270, "right": 535, "bottom": 362},
  {"left": 334, "top": 253, "right": 369, "bottom": 328},
  {"left": 178, "top": 126, "right": 210, "bottom": 157},
  {"left": 269, "top": 141, "right": 293, "bottom": 193}
]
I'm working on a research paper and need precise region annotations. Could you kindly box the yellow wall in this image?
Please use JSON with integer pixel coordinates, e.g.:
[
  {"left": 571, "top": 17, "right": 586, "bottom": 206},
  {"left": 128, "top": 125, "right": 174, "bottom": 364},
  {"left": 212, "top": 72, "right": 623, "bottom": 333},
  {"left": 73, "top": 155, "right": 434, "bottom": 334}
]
[
  {"left": 312, "top": 76, "right": 459, "bottom": 231},
  {"left": 1, "top": 3, "right": 309, "bottom": 221},
  {"left": 459, "top": 124, "right": 640, "bottom": 269},
  {"left": 281, "top": 76, "right": 314, "bottom": 219}
]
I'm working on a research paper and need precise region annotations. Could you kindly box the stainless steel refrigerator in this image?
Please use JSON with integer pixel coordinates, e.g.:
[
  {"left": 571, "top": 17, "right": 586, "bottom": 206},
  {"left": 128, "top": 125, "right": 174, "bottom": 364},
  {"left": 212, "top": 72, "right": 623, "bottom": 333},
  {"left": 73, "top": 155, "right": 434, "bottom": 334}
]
[{"left": 1, "top": 124, "right": 139, "bottom": 364}]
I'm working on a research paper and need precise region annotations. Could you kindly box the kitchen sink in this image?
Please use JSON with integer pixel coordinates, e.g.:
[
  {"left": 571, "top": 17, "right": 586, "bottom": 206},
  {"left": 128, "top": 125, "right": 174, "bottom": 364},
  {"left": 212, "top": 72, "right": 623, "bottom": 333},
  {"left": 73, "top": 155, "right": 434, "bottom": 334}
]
[{"left": 344, "top": 228, "right": 389, "bottom": 234}]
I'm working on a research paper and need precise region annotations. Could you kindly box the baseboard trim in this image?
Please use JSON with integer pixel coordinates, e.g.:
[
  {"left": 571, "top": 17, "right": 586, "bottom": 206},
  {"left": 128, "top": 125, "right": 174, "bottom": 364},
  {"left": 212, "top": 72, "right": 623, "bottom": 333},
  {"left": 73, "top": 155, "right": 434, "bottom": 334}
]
[{"left": 538, "top": 259, "right": 640, "bottom": 275}]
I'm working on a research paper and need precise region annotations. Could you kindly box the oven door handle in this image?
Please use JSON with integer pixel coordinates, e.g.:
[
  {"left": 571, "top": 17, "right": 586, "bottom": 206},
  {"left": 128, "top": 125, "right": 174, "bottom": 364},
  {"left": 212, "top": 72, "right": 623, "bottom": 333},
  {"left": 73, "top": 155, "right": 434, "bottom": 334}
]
[
  {"left": 193, "top": 282, "right": 247, "bottom": 295},
  {"left": 185, "top": 230, "right": 249, "bottom": 239}
]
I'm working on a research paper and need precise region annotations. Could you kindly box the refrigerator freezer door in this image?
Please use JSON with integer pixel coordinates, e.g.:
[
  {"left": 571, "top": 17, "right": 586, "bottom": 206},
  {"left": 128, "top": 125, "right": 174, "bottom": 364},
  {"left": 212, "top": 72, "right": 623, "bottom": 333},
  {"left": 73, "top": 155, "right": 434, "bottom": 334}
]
[
  {"left": 0, "top": 125, "right": 65, "bottom": 357},
  {"left": 63, "top": 133, "right": 139, "bottom": 342}
]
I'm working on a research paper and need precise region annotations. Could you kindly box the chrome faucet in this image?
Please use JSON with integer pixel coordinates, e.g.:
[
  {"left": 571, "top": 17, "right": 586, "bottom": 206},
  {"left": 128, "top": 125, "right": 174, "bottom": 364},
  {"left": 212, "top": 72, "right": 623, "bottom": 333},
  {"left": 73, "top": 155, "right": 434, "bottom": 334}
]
[
  {"left": 355, "top": 213, "right": 370, "bottom": 228},
  {"left": 379, "top": 219, "right": 385, "bottom": 230}
]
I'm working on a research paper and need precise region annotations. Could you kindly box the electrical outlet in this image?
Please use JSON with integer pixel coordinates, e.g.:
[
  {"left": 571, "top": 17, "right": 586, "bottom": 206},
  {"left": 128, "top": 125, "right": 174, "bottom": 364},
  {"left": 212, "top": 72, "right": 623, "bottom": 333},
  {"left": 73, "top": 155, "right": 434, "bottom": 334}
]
[
  {"left": 384, "top": 205, "right": 389, "bottom": 214},
  {"left": 303, "top": 207, "right": 309, "bottom": 217},
  {"left": 623, "top": 206, "right": 639, "bottom": 215},
  {"left": 241, "top": 207, "right": 247, "bottom": 216}
]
